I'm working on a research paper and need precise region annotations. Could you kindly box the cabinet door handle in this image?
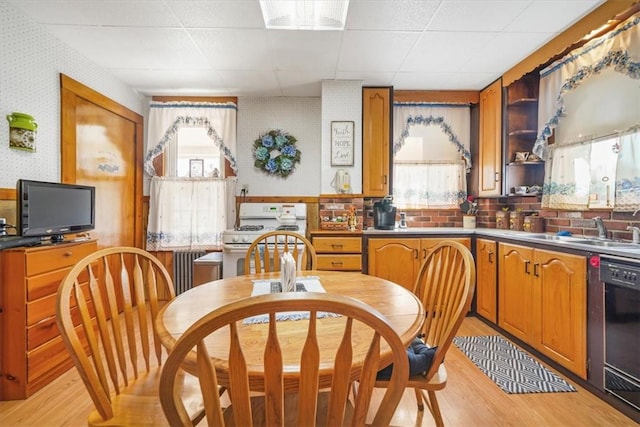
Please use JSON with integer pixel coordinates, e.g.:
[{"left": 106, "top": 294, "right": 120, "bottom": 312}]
[
  {"left": 534, "top": 263, "right": 539, "bottom": 277},
  {"left": 331, "top": 244, "right": 343, "bottom": 249},
  {"left": 64, "top": 252, "right": 73, "bottom": 257},
  {"left": 494, "top": 172, "right": 500, "bottom": 182},
  {"left": 525, "top": 260, "right": 531, "bottom": 274},
  {"left": 488, "top": 251, "right": 494, "bottom": 263},
  {"left": 414, "top": 249, "right": 419, "bottom": 259},
  {"left": 422, "top": 248, "right": 427, "bottom": 259},
  {"left": 331, "top": 261, "right": 343, "bottom": 266},
  {"left": 383, "top": 175, "right": 387, "bottom": 184}
]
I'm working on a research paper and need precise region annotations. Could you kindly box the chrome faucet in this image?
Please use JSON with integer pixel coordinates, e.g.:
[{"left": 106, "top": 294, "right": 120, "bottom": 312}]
[
  {"left": 628, "top": 226, "right": 640, "bottom": 244},
  {"left": 593, "top": 217, "right": 607, "bottom": 239}
]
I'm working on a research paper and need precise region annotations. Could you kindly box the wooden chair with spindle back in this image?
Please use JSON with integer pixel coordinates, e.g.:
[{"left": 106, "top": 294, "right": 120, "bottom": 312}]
[
  {"left": 55, "top": 246, "right": 207, "bottom": 426},
  {"left": 159, "top": 292, "right": 409, "bottom": 426},
  {"left": 371, "top": 240, "right": 476, "bottom": 427},
  {"left": 243, "top": 230, "right": 317, "bottom": 274}
]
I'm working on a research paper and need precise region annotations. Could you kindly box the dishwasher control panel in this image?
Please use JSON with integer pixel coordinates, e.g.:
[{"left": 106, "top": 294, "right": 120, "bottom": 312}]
[{"left": 600, "top": 257, "right": 640, "bottom": 288}]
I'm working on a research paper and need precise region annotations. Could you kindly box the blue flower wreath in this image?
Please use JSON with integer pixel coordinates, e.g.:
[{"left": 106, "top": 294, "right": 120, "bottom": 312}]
[{"left": 253, "top": 129, "right": 301, "bottom": 177}]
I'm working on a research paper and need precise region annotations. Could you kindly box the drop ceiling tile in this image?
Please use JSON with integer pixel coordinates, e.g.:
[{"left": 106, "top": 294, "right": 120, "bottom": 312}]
[
  {"left": 335, "top": 71, "right": 395, "bottom": 86},
  {"left": 338, "top": 30, "right": 419, "bottom": 72},
  {"left": 463, "top": 32, "right": 554, "bottom": 73},
  {"left": 218, "top": 70, "right": 282, "bottom": 96},
  {"left": 504, "top": 0, "right": 606, "bottom": 33},
  {"left": 9, "top": 0, "right": 181, "bottom": 27},
  {"left": 427, "top": 0, "right": 531, "bottom": 32},
  {"left": 189, "top": 29, "right": 272, "bottom": 71},
  {"left": 401, "top": 31, "right": 497, "bottom": 72},
  {"left": 110, "top": 68, "right": 229, "bottom": 96},
  {"left": 346, "top": 0, "right": 441, "bottom": 31},
  {"left": 45, "top": 25, "right": 208, "bottom": 69},
  {"left": 5, "top": 0, "right": 611, "bottom": 96},
  {"left": 266, "top": 30, "right": 342, "bottom": 71},
  {"left": 166, "top": 0, "right": 264, "bottom": 29}
]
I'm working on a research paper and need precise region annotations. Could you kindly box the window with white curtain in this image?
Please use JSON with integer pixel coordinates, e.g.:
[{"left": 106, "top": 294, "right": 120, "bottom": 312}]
[
  {"left": 543, "top": 136, "right": 619, "bottom": 210},
  {"left": 392, "top": 103, "right": 470, "bottom": 209},
  {"left": 536, "top": 12, "right": 640, "bottom": 212},
  {"left": 144, "top": 101, "right": 238, "bottom": 250}
]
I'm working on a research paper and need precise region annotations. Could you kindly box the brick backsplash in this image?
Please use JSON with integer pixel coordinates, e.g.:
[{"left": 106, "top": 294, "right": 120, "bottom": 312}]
[
  {"left": 318, "top": 196, "right": 364, "bottom": 230},
  {"left": 319, "top": 195, "right": 639, "bottom": 242},
  {"left": 476, "top": 196, "right": 640, "bottom": 242}
]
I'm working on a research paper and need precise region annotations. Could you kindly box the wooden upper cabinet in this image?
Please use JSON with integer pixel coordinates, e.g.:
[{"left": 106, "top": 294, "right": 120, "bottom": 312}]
[
  {"left": 478, "top": 79, "right": 502, "bottom": 196},
  {"left": 362, "top": 87, "right": 392, "bottom": 197}
]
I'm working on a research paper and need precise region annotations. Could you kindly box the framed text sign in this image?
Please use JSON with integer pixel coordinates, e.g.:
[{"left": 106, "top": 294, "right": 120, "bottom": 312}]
[
  {"left": 331, "top": 121, "right": 354, "bottom": 166},
  {"left": 189, "top": 158, "right": 204, "bottom": 177}
]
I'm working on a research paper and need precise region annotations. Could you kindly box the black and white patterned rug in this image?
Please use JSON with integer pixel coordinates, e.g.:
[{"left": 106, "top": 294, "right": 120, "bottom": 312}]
[{"left": 453, "top": 335, "right": 576, "bottom": 394}]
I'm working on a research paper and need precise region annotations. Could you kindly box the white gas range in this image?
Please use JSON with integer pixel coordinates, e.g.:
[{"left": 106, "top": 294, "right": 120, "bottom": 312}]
[{"left": 222, "top": 202, "right": 307, "bottom": 278}]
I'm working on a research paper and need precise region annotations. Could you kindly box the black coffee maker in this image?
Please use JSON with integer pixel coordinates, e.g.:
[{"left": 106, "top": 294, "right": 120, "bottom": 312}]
[{"left": 373, "top": 196, "right": 396, "bottom": 230}]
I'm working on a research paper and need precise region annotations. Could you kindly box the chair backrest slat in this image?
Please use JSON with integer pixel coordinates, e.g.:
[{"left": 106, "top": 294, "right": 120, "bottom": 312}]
[
  {"left": 414, "top": 241, "right": 476, "bottom": 381},
  {"left": 56, "top": 247, "right": 176, "bottom": 423},
  {"left": 297, "top": 311, "right": 320, "bottom": 425},
  {"left": 264, "top": 312, "right": 285, "bottom": 426},
  {"left": 160, "top": 292, "right": 408, "bottom": 426},
  {"left": 132, "top": 254, "right": 151, "bottom": 371},
  {"left": 244, "top": 231, "right": 317, "bottom": 274}
]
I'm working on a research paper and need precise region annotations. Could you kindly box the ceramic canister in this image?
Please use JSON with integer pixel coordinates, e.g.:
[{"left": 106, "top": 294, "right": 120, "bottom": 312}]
[{"left": 7, "top": 112, "right": 37, "bottom": 152}]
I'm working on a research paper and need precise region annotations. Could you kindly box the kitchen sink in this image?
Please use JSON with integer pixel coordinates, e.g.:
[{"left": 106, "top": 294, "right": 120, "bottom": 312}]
[
  {"left": 526, "top": 234, "right": 583, "bottom": 242},
  {"left": 571, "top": 240, "right": 640, "bottom": 248}
]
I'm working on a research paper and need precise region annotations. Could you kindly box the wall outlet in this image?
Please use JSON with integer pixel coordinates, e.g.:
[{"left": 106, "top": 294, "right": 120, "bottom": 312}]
[{"left": 241, "top": 184, "right": 249, "bottom": 193}]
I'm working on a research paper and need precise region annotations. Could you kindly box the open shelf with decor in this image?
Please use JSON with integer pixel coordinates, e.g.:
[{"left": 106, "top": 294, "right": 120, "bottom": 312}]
[{"left": 503, "top": 71, "right": 544, "bottom": 195}]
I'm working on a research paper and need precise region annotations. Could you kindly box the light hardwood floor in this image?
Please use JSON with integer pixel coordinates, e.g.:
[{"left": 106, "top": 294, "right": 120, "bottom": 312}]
[{"left": 0, "top": 316, "right": 636, "bottom": 426}]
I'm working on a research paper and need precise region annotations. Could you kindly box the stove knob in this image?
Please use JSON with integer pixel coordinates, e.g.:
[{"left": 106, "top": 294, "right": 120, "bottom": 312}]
[
  {"left": 232, "top": 236, "right": 239, "bottom": 243},
  {"left": 241, "top": 236, "right": 249, "bottom": 243}
]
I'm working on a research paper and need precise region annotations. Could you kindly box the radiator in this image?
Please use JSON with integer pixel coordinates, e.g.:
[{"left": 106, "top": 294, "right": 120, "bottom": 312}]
[{"left": 173, "top": 250, "right": 206, "bottom": 295}]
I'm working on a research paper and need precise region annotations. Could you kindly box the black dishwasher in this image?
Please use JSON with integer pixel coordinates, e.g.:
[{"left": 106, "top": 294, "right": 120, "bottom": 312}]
[{"left": 600, "top": 255, "right": 640, "bottom": 412}]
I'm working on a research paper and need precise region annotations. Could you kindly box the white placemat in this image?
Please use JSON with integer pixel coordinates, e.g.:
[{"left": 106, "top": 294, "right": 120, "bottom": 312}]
[{"left": 243, "top": 276, "right": 341, "bottom": 324}]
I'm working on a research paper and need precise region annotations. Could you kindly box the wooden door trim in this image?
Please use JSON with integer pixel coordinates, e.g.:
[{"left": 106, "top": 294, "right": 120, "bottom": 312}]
[{"left": 60, "top": 74, "right": 144, "bottom": 248}]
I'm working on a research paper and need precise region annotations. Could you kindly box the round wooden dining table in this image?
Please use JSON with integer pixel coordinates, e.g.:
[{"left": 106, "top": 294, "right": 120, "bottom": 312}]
[{"left": 155, "top": 270, "right": 424, "bottom": 391}]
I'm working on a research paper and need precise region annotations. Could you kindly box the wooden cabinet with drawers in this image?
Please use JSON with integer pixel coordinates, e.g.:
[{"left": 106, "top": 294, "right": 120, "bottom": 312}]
[
  {"left": 0, "top": 240, "right": 98, "bottom": 400},
  {"left": 312, "top": 235, "right": 362, "bottom": 271}
]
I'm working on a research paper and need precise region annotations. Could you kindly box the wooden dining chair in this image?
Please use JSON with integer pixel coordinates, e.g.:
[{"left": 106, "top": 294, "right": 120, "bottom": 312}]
[
  {"left": 159, "top": 292, "right": 409, "bottom": 426},
  {"left": 244, "top": 230, "right": 317, "bottom": 274},
  {"left": 55, "top": 246, "right": 207, "bottom": 426},
  {"left": 372, "top": 240, "right": 476, "bottom": 427}
]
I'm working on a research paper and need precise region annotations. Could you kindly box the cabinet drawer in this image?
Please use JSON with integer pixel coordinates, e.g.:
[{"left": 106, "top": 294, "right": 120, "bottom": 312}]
[
  {"left": 314, "top": 237, "right": 362, "bottom": 253},
  {"left": 27, "top": 335, "right": 70, "bottom": 383},
  {"left": 27, "top": 303, "right": 94, "bottom": 350},
  {"left": 26, "top": 267, "right": 92, "bottom": 301},
  {"left": 27, "top": 281, "right": 90, "bottom": 326},
  {"left": 317, "top": 254, "right": 362, "bottom": 271},
  {"left": 25, "top": 241, "right": 97, "bottom": 276},
  {"left": 27, "top": 324, "right": 88, "bottom": 386}
]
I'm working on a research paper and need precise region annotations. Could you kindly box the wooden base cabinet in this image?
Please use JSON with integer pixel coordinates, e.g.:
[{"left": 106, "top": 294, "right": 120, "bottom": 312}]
[
  {"left": 312, "top": 236, "right": 362, "bottom": 271},
  {"left": 476, "top": 239, "right": 497, "bottom": 323},
  {"left": 498, "top": 243, "right": 587, "bottom": 378},
  {"left": 0, "top": 240, "right": 98, "bottom": 400},
  {"left": 367, "top": 237, "right": 471, "bottom": 291}
]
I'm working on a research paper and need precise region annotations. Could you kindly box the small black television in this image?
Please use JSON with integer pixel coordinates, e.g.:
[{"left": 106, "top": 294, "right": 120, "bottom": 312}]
[{"left": 17, "top": 179, "right": 95, "bottom": 242}]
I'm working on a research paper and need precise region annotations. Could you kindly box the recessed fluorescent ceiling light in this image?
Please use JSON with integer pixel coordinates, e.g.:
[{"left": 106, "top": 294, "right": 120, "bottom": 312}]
[{"left": 259, "top": 0, "right": 349, "bottom": 30}]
